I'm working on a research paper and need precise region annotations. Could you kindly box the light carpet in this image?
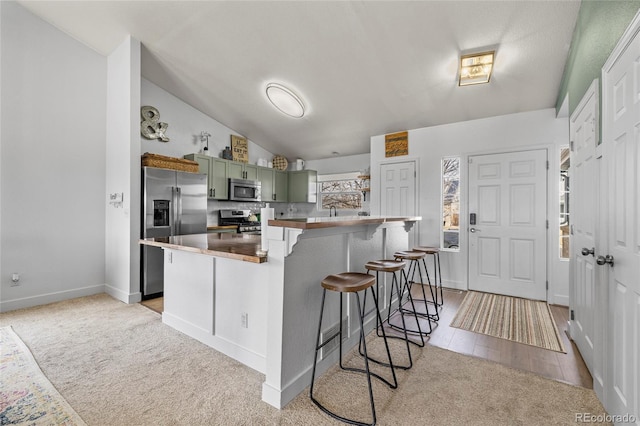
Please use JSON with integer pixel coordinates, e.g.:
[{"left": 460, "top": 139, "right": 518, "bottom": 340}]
[
  {"left": 0, "top": 294, "right": 607, "bottom": 425},
  {"left": 0, "top": 326, "right": 87, "bottom": 425},
  {"left": 450, "top": 291, "right": 566, "bottom": 353}
]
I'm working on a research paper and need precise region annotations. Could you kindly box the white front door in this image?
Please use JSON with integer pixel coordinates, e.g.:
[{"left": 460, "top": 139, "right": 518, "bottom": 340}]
[
  {"left": 602, "top": 15, "right": 640, "bottom": 421},
  {"left": 569, "top": 80, "right": 604, "bottom": 392},
  {"left": 380, "top": 161, "right": 417, "bottom": 247},
  {"left": 468, "top": 150, "right": 548, "bottom": 300}
]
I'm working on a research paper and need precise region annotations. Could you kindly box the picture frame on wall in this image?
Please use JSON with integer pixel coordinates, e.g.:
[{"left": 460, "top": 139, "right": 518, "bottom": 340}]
[
  {"left": 385, "top": 131, "right": 408, "bottom": 157},
  {"left": 231, "top": 135, "right": 248, "bottom": 163}
]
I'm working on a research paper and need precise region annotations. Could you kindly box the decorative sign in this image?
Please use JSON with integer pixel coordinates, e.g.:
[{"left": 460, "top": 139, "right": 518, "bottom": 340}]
[
  {"left": 385, "top": 131, "right": 408, "bottom": 157},
  {"left": 140, "top": 106, "right": 170, "bottom": 142},
  {"left": 231, "top": 135, "right": 248, "bottom": 163}
]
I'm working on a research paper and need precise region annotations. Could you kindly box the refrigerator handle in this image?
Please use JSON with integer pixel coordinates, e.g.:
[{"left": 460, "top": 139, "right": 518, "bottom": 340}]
[{"left": 175, "top": 186, "right": 182, "bottom": 235}]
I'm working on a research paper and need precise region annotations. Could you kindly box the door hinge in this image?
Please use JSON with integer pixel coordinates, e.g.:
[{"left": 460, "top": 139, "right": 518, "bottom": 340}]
[
  {"left": 570, "top": 140, "right": 574, "bottom": 152},
  {"left": 570, "top": 224, "right": 574, "bottom": 235},
  {"left": 546, "top": 160, "right": 549, "bottom": 170},
  {"left": 546, "top": 219, "right": 549, "bottom": 229},
  {"left": 468, "top": 157, "right": 473, "bottom": 164},
  {"left": 546, "top": 280, "right": 549, "bottom": 290},
  {"left": 570, "top": 309, "right": 575, "bottom": 320}
]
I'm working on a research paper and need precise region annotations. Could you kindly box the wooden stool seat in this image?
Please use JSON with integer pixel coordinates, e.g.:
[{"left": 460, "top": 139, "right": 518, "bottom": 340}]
[
  {"left": 365, "top": 259, "right": 406, "bottom": 272},
  {"left": 393, "top": 250, "right": 426, "bottom": 261},
  {"left": 321, "top": 272, "right": 375, "bottom": 293},
  {"left": 414, "top": 246, "right": 440, "bottom": 255}
]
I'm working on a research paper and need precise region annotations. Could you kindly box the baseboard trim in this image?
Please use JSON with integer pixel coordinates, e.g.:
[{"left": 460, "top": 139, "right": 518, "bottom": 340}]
[
  {"left": 0, "top": 284, "right": 105, "bottom": 312},
  {"left": 105, "top": 285, "right": 141, "bottom": 304}
]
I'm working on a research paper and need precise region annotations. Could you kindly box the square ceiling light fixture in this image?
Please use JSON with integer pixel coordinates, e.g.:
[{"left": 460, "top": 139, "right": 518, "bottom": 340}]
[
  {"left": 459, "top": 51, "right": 495, "bottom": 86},
  {"left": 265, "top": 83, "right": 306, "bottom": 118}
]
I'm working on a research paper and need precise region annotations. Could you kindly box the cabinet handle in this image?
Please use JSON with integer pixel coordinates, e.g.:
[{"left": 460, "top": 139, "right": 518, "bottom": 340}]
[
  {"left": 209, "top": 188, "right": 213, "bottom": 197},
  {"left": 213, "top": 188, "right": 216, "bottom": 198},
  {"left": 272, "top": 194, "right": 276, "bottom": 201}
]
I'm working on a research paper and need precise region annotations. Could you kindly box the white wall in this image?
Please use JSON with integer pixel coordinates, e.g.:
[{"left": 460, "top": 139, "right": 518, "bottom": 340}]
[
  {"left": 0, "top": 2, "right": 106, "bottom": 311},
  {"left": 370, "top": 108, "right": 570, "bottom": 304},
  {"left": 105, "top": 37, "right": 141, "bottom": 303},
  {"left": 305, "top": 153, "right": 370, "bottom": 175},
  {"left": 141, "top": 78, "right": 273, "bottom": 165}
]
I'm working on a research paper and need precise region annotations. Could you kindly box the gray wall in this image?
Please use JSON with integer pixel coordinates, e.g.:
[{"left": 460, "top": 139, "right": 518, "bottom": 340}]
[
  {"left": 556, "top": 1, "right": 640, "bottom": 120},
  {"left": 0, "top": 2, "right": 107, "bottom": 311}
]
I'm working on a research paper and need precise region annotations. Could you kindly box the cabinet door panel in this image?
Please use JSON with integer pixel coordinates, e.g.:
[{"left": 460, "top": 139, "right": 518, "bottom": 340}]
[{"left": 274, "top": 171, "right": 288, "bottom": 202}]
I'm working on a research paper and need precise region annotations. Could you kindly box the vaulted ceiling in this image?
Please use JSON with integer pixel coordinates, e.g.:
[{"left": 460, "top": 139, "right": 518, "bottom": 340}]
[{"left": 18, "top": 1, "right": 581, "bottom": 160}]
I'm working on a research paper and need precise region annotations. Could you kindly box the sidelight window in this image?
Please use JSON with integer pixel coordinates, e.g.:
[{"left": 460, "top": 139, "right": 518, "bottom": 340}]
[
  {"left": 441, "top": 157, "right": 460, "bottom": 251},
  {"left": 559, "top": 147, "right": 570, "bottom": 259}
]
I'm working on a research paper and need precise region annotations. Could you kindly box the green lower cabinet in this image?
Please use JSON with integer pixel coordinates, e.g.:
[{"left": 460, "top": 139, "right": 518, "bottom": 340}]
[{"left": 184, "top": 154, "right": 229, "bottom": 199}]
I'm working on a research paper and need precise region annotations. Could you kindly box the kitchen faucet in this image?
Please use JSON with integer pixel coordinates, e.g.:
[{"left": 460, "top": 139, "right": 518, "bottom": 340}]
[{"left": 329, "top": 206, "right": 337, "bottom": 217}]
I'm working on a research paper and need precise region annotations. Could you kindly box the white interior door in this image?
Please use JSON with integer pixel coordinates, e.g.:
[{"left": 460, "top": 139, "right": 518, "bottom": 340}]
[
  {"left": 602, "top": 15, "right": 640, "bottom": 421},
  {"left": 468, "top": 150, "right": 547, "bottom": 300},
  {"left": 569, "top": 80, "right": 604, "bottom": 392},
  {"left": 380, "top": 161, "right": 417, "bottom": 247}
]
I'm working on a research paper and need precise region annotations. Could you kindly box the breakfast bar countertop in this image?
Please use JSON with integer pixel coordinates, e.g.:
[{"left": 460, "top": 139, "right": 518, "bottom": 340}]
[
  {"left": 140, "top": 233, "right": 266, "bottom": 263},
  {"left": 268, "top": 215, "right": 422, "bottom": 230}
]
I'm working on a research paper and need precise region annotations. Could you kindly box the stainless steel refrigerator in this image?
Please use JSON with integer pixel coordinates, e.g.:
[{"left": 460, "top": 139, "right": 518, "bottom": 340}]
[{"left": 141, "top": 167, "right": 207, "bottom": 298}]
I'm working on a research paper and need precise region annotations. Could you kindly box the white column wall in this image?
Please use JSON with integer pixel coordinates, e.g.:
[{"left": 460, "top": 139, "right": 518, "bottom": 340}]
[
  {"left": 370, "top": 108, "right": 570, "bottom": 304},
  {"left": 0, "top": 2, "right": 106, "bottom": 311},
  {"left": 105, "top": 37, "right": 141, "bottom": 303}
]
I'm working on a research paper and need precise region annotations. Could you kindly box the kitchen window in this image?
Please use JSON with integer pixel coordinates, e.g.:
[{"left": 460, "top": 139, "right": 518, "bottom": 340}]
[{"left": 318, "top": 173, "right": 363, "bottom": 210}]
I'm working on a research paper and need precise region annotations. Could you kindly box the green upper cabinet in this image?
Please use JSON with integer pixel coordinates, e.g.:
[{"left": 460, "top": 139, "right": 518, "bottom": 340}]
[
  {"left": 184, "top": 154, "right": 229, "bottom": 200},
  {"left": 257, "top": 168, "right": 289, "bottom": 202},
  {"left": 258, "top": 167, "right": 275, "bottom": 202},
  {"left": 288, "top": 170, "right": 317, "bottom": 203},
  {"left": 274, "top": 170, "right": 288, "bottom": 202},
  {"left": 228, "top": 162, "right": 258, "bottom": 181}
]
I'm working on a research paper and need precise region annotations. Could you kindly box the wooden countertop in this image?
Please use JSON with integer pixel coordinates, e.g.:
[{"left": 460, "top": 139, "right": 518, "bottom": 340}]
[
  {"left": 268, "top": 215, "right": 421, "bottom": 230},
  {"left": 140, "top": 233, "right": 267, "bottom": 263},
  {"left": 207, "top": 225, "right": 238, "bottom": 231}
]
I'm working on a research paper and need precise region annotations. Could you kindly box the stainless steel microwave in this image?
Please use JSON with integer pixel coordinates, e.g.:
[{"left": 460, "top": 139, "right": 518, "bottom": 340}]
[{"left": 228, "top": 178, "right": 261, "bottom": 202}]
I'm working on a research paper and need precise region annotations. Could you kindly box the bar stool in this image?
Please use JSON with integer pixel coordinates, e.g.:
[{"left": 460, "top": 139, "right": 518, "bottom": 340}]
[
  {"left": 393, "top": 250, "right": 438, "bottom": 330},
  {"left": 310, "top": 272, "right": 396, "bottom": 426},
  {"left": 414, "top": 246, "right": 444, "bottom": 307},
  {"left": 361, "top": 260, "right": 423, "bottom": 371}
]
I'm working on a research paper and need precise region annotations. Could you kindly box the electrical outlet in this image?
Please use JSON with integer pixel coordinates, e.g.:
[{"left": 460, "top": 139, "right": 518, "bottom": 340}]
[
  {"left": 241, "top": 312, "right": 248, "bottom": 328},
  {"left": 11, "top": 273, "right": 20, "bottom": 287}
]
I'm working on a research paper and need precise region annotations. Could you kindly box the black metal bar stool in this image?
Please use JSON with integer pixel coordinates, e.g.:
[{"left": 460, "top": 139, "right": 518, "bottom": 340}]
[
  {"left": 360, "top": 259, "right": 423, "bottom": 371},
  {"left": 393, "top": 250, "right": 438, "bottom": 332},
  {"left": 413, "top": 246, "right": 444, "bottom": 307},
  {"left": 310, "top": 272, "right": 397, "bottom": 426}
]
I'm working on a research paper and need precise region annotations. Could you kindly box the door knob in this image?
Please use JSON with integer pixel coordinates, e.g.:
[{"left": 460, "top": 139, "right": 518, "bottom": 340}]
[
  {"left": 469, "top": 227, "right": 480, "bottom": 233},
  {"left": 596, "top": 255, "right": 614, "bottom": 267},
  {"left": 581, "top": 247, "right": 595, "bottom": 256}
]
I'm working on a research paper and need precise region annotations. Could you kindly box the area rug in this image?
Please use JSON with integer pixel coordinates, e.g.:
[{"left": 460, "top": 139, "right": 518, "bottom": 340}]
[
  {"left": 0, "top": 326, "right": 86, "bottom": 425},
  {"left": 450, "top": 291, "right": 566, "bottom": 353}
]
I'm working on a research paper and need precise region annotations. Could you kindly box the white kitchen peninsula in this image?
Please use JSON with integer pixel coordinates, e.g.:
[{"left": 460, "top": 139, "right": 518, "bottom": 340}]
[
  {"left": 141, "top": 216, "right": 420, "bottom": 409},
  {"left": 262, "top": 215, "right": 420, "bottom": 408}
]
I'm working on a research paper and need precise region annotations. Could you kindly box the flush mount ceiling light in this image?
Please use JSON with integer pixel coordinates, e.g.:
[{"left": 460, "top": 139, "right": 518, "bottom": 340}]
[
  {"left": 265, "top": 83, "right": 305, "bottom": 118},
  {"left": 459, "top": 51, "right": 495, "bottom": 86}
]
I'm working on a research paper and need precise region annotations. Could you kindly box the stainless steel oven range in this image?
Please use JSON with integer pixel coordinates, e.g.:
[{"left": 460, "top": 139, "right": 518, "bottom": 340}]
[{"left": 218, "top": 209, "right": 261, "bottom": 234}]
